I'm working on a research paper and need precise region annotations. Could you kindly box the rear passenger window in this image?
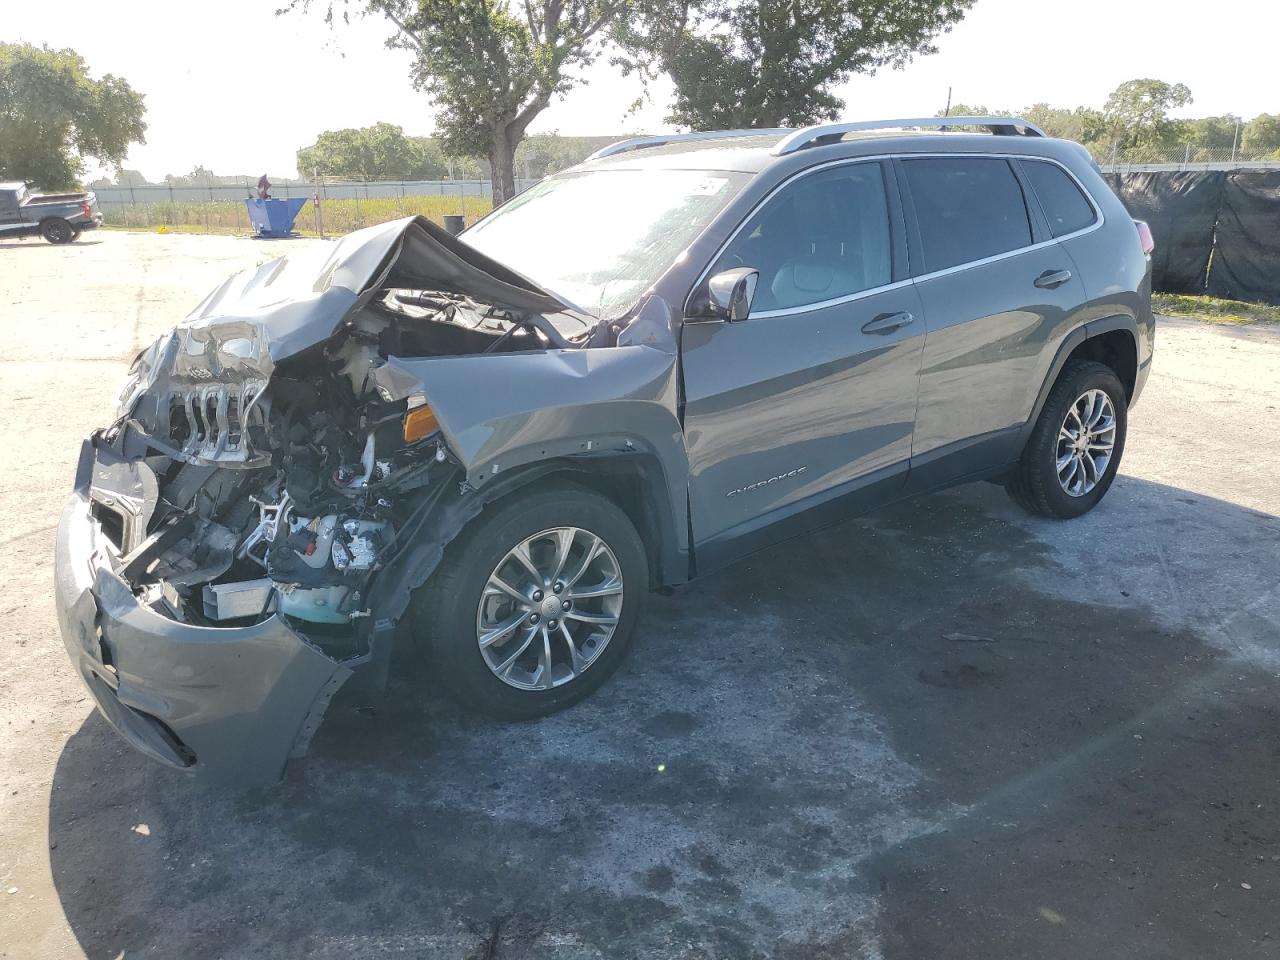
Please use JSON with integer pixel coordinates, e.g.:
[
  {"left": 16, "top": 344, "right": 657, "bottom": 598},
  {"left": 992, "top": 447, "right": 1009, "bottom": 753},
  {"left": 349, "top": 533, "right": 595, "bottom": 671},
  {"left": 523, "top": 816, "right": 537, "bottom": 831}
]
[
  {"left": 712, "top": 162, "right": 893, "bottom": 312},
  {"left": 1021, "top": 159, "right": 1097, "bottom": 237},
  {"left": 902, "top": 157, "right": 1032, "bottom": 273}
]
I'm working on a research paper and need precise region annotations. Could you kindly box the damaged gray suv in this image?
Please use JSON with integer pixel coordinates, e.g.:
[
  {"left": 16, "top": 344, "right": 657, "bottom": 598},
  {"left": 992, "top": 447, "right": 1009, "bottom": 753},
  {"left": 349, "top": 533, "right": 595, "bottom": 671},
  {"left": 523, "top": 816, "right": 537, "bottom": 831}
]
[{"left": 55, "top": 117, "right": 1154, "bottom": 786}]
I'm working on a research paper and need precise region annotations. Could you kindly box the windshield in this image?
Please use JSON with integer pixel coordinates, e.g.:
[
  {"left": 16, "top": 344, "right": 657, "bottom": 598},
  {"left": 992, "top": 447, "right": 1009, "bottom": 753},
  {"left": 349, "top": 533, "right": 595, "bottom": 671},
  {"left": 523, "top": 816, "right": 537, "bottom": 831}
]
[{"left": 461, "top": 168, "right": 751, "bottom": 321}]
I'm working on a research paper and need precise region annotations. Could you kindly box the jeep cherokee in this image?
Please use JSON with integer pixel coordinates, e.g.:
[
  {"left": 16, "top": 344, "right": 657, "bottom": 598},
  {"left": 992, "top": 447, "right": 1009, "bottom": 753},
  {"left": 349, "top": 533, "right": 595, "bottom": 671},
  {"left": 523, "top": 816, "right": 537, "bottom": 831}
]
[{"left": 54, "top": 117, "right": 1154, "bottom": 785}]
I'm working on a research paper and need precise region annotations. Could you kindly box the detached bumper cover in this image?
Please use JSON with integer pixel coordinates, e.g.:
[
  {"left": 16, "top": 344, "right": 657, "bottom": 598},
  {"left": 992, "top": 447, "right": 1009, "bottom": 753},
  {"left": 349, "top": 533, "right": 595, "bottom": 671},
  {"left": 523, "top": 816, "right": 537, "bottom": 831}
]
[{"left": 55, "top": 481, "right": 353, "bottom": 787}]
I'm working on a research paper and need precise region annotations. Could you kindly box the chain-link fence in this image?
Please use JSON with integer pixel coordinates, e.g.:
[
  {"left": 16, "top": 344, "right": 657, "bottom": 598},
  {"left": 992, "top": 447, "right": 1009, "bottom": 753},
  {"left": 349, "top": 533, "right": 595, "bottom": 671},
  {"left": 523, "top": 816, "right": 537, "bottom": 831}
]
[
  {"left": 91, "top": 145, "right": 1280, "bottom": 235},
  {"left": 1097, "top": 146, "right": 1280, "bottom": 173},
  {"left": 93, "top": 177, "right": 539, "bottom": 234}
]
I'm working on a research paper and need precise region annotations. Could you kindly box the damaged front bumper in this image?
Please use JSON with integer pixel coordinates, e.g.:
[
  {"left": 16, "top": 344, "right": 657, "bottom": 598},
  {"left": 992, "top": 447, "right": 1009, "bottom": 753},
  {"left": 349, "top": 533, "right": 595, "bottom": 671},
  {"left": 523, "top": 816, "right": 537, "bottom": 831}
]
[{"left": 54, "top": 442, "right": 355, "bottom": 788}]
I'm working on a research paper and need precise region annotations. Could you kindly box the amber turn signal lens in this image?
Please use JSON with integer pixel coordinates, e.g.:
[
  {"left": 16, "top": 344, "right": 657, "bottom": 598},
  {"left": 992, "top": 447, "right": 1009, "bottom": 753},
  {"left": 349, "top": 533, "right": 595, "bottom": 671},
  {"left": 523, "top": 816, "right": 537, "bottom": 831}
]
[{"left": 403, "top": 405, "right": 440, "bottom": 442}]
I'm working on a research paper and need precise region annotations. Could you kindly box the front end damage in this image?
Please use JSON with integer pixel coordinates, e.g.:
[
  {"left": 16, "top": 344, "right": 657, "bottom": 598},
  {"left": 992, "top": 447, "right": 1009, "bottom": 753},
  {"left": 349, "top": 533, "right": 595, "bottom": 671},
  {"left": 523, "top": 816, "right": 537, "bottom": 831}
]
[{"left": 54, "top": 216, "right": 604, "bottom": 786}]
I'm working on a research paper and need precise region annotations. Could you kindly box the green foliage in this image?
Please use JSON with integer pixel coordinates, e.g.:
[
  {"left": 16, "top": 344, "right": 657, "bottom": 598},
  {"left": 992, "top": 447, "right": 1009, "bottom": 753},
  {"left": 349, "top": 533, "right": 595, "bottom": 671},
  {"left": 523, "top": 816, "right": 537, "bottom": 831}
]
[
  {"left": 1185, "top": 115, "right": 1240, "bottom": 151},
  {"left": 513, "top": 133, "right": 617, "bottom": 177},
  {"left": 1020, "top": 104, "right": 1106, "bottom": 144},
  {"left": 617, "top": 0, "right": 975, "bottom": 129},
  {"left": 293, "top": 124, "right": 609, "bottom": 180},
  {"left": 1242, "top": 114, "right": 1280, "bottom": 158},
  {"left": 1151, "top": 293, "right": 1280, "bottom": 326},
  {"left": 101, "top": 193, "right": 492, "bottom": 235},
  {"left": 296, "top": 122, "right": 453, "bottom": 179},
  {"left": 284, "top": 0, "right": 627, "bottom": 202},
  {"left": 1102, "top": 78, "right": 1193, "bottom": 151},
  {"left": 930, "top": 81, "right": 1280, "bottom": 163},
  {"left": 936, "top": 102, "right": 993, "bottom": 117},
  {"left": 0, "top": 42, "right": 146, "bottom": 190}
]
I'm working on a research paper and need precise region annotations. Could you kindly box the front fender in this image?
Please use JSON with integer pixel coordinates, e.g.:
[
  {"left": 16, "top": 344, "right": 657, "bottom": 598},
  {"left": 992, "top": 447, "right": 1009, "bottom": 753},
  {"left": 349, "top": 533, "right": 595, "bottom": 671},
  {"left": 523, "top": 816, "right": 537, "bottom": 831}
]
[
  {"left": 370, "top": 343, "right": 688, "bottom": 553},
  {"left": 375, "top": 346, "right": 684, "bottom": 480}
]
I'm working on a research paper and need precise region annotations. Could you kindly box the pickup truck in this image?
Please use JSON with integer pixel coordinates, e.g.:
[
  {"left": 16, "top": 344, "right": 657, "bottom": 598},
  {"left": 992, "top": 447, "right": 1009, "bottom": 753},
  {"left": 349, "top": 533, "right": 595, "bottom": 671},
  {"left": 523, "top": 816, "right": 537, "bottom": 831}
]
[{"left": 0, "top": 181, "right": 103, "bottom": 243}]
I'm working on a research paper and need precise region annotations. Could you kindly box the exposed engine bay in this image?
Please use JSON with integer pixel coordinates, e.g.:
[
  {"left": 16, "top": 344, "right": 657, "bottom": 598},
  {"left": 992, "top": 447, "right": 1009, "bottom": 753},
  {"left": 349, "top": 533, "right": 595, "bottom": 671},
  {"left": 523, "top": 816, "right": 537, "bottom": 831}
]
[{"left": 93, "top": 216, "right": 597, "bottom": 656}]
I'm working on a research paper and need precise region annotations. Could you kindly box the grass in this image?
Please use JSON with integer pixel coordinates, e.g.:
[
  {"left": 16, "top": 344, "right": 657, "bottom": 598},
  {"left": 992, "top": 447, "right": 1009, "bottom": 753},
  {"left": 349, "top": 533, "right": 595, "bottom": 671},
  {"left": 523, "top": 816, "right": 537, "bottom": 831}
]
[
  {"left": 1152, "top": 292, "right": 1280, "bottom": 325},
  {"left": 100, "top": 194, "right": 493, "bottom": 236}
]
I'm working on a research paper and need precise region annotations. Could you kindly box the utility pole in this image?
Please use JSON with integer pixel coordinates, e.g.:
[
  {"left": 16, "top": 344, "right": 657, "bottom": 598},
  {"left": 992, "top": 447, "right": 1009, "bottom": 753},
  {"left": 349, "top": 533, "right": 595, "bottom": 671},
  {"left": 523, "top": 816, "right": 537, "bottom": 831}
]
[
  {"left": 1231, "top": 118, "right": 1241, "bottom": 164},
  {"left": 944, "top": 86, "right": 952, "bottom": 117}
]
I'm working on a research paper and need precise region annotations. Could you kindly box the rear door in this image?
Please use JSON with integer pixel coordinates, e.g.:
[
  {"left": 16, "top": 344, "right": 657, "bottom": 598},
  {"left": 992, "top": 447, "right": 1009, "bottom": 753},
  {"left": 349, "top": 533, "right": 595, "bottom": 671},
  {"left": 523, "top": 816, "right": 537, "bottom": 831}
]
[
  {"left": 898, "top": 155, "right": 1089, "bottom": 480},
  {"left": 681, "top": 159, "right": 925, "bottom": 553}
]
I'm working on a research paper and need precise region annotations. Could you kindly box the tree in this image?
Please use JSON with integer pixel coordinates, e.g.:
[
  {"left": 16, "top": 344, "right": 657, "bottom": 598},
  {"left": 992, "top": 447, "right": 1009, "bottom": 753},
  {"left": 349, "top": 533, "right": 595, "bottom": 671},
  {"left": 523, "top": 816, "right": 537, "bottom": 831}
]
[
  {"left": 285, "top": 0, "right": 626, "bottom": 203},
  {"left": 935, "top": 102, "right": 995, "bottom": 118},
  {"left": 617, "top": 0, "right": 974, "bottom": 129},
  {"left": 1185, "top": 115, "right": 1239, "bottom": 151},
  {"left": 513, "top": 132, "right": 604, "bottom": 177},
  {"left": 1242, "top": 114, "right": 1280, "bottom": 158},
  {"left": 114, "top": 168, "right": 151, "bottom": 187},
  {"left": 298, "top": 122, "right": 426, "bottom": 179},
  {"left": 1101, "top": 78, "right": 1192, "bottom": 153},
  {"left": 1020, "top": 104, "right": 1106, "bottom": 145},
  {"left": 0, "top": 42, "right": 146, "bottom": 189},
  {"left": 296, "top": 124, "right": 486, "bottom": 179},
  {"left": 164, "top": 164, "right": 217, "bottom": 186}
]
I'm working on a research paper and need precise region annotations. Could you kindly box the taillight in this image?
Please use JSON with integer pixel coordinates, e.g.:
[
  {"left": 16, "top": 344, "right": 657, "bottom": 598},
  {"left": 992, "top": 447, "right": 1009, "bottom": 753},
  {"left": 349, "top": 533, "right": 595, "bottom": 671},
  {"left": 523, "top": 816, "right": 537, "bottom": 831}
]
[
  {"left": 1134, "top": 219, "right": 1154, "bottom": 257},
  {"left": 80, "top": 200, "right": 92, "bottom": 218}
]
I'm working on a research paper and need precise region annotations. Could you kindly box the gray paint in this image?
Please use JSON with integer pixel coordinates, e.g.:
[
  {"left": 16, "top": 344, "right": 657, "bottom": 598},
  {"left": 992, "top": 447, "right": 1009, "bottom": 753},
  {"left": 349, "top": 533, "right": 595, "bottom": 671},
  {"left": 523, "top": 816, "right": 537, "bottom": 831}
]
[
  {"left": 55, "top": 485, "right": 352, "bottom": 786},
  {"left": 53, "top": 125, "right": 1154, "bottom": 784},
  {"left": 0, "top": 183, "right": 103, "bottom": 237}
]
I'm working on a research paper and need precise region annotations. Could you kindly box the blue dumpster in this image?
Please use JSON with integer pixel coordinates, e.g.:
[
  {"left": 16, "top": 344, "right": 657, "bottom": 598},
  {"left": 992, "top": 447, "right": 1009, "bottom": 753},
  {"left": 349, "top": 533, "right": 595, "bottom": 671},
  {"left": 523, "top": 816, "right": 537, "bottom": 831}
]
[{"left": 244, "top": 197, "right": 308, "bottom": 238}]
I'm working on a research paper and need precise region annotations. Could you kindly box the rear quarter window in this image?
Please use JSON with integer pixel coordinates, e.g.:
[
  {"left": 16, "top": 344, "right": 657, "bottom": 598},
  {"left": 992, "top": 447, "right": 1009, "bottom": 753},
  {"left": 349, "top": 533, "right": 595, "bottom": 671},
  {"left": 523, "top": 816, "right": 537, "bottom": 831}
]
[
  {"left": 902, "top": 157, "right": 1032, "bottom": 273},
  {"left": 1020, "top": 159, "right": 1097, "bottom": 237}
]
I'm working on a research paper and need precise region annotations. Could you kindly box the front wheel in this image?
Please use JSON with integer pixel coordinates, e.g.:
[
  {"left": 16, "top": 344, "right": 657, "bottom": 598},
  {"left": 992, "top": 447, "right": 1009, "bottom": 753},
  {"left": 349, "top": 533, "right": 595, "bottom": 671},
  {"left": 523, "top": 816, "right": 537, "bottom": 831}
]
[
  {"left": 416, "top": 483, "right": 648, "bottom": 719},
  {"left": 1006, "top": 360, "right": 1128, "bottom": 519},
  {"left": 40, "top": 218, "right": 75, "bottom": 244}
]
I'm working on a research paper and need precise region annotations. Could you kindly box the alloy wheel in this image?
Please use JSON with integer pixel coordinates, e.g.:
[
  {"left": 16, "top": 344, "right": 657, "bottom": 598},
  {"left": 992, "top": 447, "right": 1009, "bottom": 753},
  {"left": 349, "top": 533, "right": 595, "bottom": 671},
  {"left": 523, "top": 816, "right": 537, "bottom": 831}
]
[
  {"left": 1056, "top": 388, "right": 1116, "bottom": 496},
  {"left": 475, "top": 526, "right": 624, "bottom": 690}
]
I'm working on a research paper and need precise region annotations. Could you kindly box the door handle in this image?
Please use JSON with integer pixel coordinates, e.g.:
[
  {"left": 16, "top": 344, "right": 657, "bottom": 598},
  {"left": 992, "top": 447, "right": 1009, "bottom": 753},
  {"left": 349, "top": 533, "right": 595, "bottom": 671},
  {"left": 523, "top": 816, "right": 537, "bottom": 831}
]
[
  {"left": 861, "top": 311, "right": 914, "bottom": 335},
  {"left": 1034, "top": 269, "right": 1073, "bottom": 289}
]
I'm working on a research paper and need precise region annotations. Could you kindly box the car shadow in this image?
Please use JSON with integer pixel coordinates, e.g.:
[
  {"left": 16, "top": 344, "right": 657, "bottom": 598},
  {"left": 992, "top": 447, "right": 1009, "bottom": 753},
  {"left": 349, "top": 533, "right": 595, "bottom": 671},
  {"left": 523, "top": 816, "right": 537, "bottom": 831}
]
[
  {"left": 47, "top": 477, "right": 1280, "bottom": 960},
  {"left": 0, "top": 238, "right": 105, "bottom": 249}
]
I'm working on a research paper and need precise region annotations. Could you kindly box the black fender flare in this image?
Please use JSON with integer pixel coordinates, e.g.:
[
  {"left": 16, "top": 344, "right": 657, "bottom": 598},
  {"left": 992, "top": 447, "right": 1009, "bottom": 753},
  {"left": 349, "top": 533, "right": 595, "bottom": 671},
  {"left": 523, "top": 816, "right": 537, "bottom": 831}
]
[
  {"left": 347, "top": 452, "right": 687, "bottom": 699},
  {"left": 1017, "top": 315, "right": 1140, "bottom": 450}
]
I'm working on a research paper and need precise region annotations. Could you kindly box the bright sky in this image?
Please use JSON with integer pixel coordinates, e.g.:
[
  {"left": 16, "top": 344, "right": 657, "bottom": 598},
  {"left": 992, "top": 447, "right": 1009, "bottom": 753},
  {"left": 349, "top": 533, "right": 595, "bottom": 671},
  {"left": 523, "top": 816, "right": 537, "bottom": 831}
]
[{"left": 9, "top": 0, "right": 1278, "bottom": 181}]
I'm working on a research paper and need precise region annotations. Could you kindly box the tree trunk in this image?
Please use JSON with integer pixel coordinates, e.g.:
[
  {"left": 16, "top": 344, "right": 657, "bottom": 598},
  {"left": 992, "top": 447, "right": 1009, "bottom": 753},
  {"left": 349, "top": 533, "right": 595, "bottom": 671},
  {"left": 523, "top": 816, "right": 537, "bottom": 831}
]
[{"left": 488, "top": 133, "right": 518, "bottom": 207}]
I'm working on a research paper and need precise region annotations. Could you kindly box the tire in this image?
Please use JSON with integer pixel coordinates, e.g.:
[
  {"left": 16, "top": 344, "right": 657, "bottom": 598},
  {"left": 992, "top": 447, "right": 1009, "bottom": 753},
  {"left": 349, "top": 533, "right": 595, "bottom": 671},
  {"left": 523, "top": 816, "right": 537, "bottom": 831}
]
[
  {"left": 40, "top": 218, "right": 75, "bottom": 244},
  {"left": 1006, "top": 360, "right": 1128, "bottom": 519},
  {"left": 415, "top": 482, "right": 648, "bottom": 719}
]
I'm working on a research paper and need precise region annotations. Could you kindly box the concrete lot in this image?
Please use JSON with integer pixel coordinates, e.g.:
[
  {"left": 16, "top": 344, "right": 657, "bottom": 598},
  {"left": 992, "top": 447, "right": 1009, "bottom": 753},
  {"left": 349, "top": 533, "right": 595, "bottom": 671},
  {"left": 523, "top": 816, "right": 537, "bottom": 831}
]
[{"left": 1, "top": 229, "right": 1279, "bottom": 959}]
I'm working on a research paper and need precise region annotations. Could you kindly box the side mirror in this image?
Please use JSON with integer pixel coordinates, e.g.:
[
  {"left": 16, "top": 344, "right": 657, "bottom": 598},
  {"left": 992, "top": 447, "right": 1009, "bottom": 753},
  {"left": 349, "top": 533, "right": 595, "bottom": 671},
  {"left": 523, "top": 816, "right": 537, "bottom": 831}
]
[{"left": 703, "top": 267, "right": 759, "bottom": 322}]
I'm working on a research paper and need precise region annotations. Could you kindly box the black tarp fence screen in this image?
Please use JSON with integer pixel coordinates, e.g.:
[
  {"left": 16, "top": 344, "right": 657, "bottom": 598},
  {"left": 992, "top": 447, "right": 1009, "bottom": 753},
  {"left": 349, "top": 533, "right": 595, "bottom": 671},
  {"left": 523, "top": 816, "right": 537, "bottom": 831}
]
[{"left": 1107, "top": 170, "right": 1280, "bottom": 305}]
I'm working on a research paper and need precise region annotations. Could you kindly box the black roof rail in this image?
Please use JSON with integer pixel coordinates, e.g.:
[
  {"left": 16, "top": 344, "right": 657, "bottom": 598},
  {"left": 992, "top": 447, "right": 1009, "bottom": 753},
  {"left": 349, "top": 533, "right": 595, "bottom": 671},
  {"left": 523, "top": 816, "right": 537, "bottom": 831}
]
[{"left": 771, "top": 116, "right": 1047, "bottom": 155}]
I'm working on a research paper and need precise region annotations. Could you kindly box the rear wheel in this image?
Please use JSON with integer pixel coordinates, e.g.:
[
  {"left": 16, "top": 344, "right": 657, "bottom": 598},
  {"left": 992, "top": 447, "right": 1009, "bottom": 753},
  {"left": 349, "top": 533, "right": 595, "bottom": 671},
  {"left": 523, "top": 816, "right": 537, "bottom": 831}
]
[
  {"left": 40, "top": 218, "right": 74, "bottom": 244},
  {"left": 1006, "top": 360, "right": 1128, "bottom": 518},
  {"left": 416, "top": 483, "right": 648, "bottom": 719}
]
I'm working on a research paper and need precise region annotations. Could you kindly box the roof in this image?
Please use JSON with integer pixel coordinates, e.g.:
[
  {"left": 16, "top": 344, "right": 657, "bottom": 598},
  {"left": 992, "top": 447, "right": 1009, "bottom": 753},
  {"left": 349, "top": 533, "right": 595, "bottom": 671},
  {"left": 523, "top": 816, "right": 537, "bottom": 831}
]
[{"left": 580, "top": 117, "right": 1052, "bottom": 173}]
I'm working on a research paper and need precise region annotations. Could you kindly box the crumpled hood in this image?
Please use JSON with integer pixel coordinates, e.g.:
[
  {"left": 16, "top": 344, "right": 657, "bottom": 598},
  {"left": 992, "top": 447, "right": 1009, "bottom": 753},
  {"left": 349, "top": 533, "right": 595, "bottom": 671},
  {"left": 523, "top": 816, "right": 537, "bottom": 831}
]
[
  {"left": 182, "top": 215, "right": 571, "bottom": 364},
  {"left": 117, "top": 216, "right": 575, "bottom": 465}
]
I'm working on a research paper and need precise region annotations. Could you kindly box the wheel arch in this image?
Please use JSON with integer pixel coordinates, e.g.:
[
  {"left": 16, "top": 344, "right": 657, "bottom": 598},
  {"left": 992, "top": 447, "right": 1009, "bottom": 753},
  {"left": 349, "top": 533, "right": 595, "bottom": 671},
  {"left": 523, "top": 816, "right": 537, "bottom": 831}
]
[
  {"left": 1019, "top": 316, "right": 1139, "bottom": 450},
  {"left": 367, "top": 451, "right": 688, "bottom": 630}
]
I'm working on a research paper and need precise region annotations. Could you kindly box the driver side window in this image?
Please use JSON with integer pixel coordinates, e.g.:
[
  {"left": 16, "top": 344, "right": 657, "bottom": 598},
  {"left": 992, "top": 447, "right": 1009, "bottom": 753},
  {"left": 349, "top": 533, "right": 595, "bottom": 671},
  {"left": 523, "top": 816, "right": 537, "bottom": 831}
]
[{"left": 713, "top": 162, "right": 892, "bottom": 314}]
